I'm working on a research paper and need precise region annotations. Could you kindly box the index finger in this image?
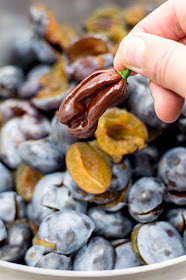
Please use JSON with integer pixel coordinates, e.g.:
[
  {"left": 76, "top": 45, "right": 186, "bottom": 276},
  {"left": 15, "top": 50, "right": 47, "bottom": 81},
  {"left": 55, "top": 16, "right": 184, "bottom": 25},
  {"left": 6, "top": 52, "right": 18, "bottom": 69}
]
[{"left": 129, "top": 0, "right": 186, "bottom": 41}]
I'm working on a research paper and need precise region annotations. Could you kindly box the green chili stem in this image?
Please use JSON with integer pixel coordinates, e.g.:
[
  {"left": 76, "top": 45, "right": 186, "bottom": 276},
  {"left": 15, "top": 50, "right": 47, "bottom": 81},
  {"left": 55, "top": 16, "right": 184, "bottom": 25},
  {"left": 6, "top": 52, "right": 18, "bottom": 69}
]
[{"left": 117, "top": 69, "right": 131, "bottom": 85}]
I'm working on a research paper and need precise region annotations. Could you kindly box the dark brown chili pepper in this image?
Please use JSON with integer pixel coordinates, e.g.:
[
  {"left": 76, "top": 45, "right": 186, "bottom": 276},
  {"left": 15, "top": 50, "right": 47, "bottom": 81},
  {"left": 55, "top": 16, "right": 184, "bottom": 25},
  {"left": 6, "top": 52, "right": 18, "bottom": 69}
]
[{"left": 58, "top": 68, "right": 131, "bottom": 139}]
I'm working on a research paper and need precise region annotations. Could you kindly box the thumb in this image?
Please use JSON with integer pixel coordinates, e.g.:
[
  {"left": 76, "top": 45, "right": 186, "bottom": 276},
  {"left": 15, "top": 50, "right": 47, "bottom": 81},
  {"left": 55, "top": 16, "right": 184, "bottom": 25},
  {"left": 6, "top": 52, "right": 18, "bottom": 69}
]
[{"left": 114, "top": 33, "right": 186, "bottom": 99}]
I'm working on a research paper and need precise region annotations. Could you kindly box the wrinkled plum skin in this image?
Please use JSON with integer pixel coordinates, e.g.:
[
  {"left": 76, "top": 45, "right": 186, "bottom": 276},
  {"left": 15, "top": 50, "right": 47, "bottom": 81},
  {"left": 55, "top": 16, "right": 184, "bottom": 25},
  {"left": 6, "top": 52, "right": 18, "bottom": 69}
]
[
  {"left": 30, "top": 37, "right": 58, "bottom": 65},
  {"left": 114, "top": 241, "right": 141, "bottom": 269},
  {"left": 18, "top": 137, "right": 64, "bottom": 174},
  {"left": 19, "top": 65, "right": 50, "bottom": 98},
  {"left": 0, "top": 66, "right": 24, "bottom": 98},
  {"left": 88, "top": 207, "right": 133, "bottom": 239},
  {"left": 0, "top": 222, "right": 33, "bottom": 262},
  {"left": 13, "top": 32, "right": 36, "bottom": 72},
  {"left": 158, "top": 147, "right": 186, "bottom": 205},
  {"left": 108, "top": 159, "right": 131, "bottom": 192},
  {"left": 29, "top": 6, "right": 49, "bottom": 39},
  {"left": 14, "top": 34, "right": 57, "bottom": 72},
  {"left": 18, "top": 114, "right": 51, "bottom": 140},
  {"left": 0, "top": 219, "right": 7, "bottom": 241},
  {"left": 176, "top": 117, "right": 186, "bottom": 144},
  {"left": 25, "top": 246, "right": 45, "bottom": 267},
  {"left": 135, "top": 222, "right": 185, "bottom": 265},
  {"left": 51, "top": 114, "right": 78, "bottom": 155},
  {"left": 41, "top": 184, "right": 87, "bottom": 214},
  {"left": 0, "top": 110, "right": 51, "bottom": 169},
  {"left": 25, "top": 246, "right": 72, "bottom": 270},
  {"left": 63, "top": 171, "right": 95, "bottom": 202},
  {"left": 31, "top": 85, "right": 72, "bottom": 112},
  {"left": 27, "top": 172, "right": 65, "bottom": 226},
  {"left": 165, "top": 208, "right": 186, "bottom": 234},
  {"left": 66, "top": 53, "right": 113, "bottom": 82},
  {"left": 128, "top": 177, "right": 165, "bottom": 223},
  {"left": 131, "top": 146, "right": 159, "bottom": 179},
  {"left": 73, "top": 237, "right": 116, "bottom": 271},
  {"left": 37, "top": 210, "right": 95, "bottom": 255},
  {"left": 0, "top": 99, "right": 38, "bottom": 123},
  {"left": 0, "top": 121, "right": 22, "bottom": 169},
  {"left": 158, "top": 147, "right": 186, "bottom": 190},
  {"left": 135, "top": 74, "right": 149, "bottom": 86},
  {"left": 176, "top": 101, "right": 186, "bottom": 144},
  {"left": 0, "top": 162, "right": 14, "bottom": 193},
  {"left": 0, "top": 192, "right": 26, "bottom": 224},
  {"left": 183, "top": 229, "right": 186, "bottom": 249},
  {"left": 35, "top": 253, "right": 71, "bottom": 270}
]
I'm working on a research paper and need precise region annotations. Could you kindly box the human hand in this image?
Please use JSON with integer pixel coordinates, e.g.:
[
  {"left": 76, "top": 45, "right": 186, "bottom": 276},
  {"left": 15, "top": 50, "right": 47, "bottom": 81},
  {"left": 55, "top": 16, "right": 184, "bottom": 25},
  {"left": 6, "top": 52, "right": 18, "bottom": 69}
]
[{"left": 114, "top": 0, "right": 186, "bottom": 123}]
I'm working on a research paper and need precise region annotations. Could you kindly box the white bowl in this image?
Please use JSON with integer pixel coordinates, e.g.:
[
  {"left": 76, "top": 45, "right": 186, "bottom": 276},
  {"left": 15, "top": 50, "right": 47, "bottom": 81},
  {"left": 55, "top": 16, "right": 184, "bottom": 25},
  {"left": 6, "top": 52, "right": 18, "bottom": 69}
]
[
  {"left": 0, "top": 256, "right": 186, "bottom": 280},
  {"left": 0, "top": 0, "right": 185, "bottom": 279}
]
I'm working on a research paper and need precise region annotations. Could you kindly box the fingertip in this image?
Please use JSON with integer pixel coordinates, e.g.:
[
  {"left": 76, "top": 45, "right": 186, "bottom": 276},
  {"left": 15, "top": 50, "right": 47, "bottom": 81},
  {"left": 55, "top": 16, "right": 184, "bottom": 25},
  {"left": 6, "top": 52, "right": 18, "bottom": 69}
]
[
  {"left": 149, "top": 81, "right": 184, "bottom": 123},
  {"left": 114, "top": 37, "right": 130, "bottom": 71},
  {"left": 114, "top": 51, "right": 136, "bottom": 76},
  {"left": 113, "top": 51, "right": 126, "bottom": 71}
]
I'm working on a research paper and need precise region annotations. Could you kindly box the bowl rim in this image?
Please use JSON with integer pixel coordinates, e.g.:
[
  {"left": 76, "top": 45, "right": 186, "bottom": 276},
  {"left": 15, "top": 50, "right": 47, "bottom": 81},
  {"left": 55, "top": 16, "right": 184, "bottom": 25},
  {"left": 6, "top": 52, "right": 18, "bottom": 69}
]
[{"left": 0, "top": 255, "right": 186, "bottom": 277}]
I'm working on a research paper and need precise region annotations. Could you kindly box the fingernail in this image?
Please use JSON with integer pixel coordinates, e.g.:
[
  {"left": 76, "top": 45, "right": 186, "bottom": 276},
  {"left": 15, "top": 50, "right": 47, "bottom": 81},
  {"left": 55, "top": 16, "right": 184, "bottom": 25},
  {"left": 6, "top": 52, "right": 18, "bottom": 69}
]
[{"left": 121, "top": 36, "right": 146, "bottom": 69}]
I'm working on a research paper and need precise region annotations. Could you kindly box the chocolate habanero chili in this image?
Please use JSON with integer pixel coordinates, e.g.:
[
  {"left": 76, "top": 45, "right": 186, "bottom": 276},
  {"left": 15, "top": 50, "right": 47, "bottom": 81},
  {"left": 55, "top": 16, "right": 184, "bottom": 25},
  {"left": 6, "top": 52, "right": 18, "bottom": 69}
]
[{"left": 59, "top": 68, "right": 131, "bottom": 139}]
